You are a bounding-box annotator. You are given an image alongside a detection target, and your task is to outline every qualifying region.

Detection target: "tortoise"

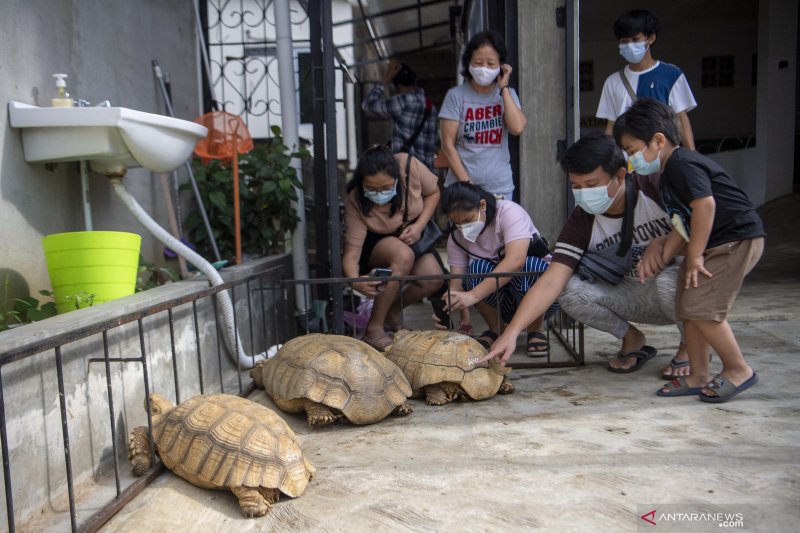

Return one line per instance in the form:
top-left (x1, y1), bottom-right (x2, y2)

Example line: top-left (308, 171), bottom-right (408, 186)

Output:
top-left (251, 334), bottom-right (413, 426)
top-left (128, 393), bottom-right (315, 518)
top-left (384, 329), bottom-right (515, 405)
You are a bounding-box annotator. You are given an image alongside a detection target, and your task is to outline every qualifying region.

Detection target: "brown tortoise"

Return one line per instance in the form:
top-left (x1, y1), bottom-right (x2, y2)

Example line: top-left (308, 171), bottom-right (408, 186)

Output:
top-left (128, 393), bottom-right (315, 517)
top-left (251, 334), bottom-right (413, 426)
top-left (384, 329), bottom-right (515, 405)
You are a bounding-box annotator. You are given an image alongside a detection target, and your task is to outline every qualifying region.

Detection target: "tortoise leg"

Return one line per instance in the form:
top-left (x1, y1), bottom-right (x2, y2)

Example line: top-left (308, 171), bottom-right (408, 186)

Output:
top-left (391, 402), bottom-right (413, 416)
top-left (128, 426), bottom-right (152, 476)
top-left (303, 399), bottom-right (340, 426)
top-left (424, 383), bottom-right (460, 405)
top-left (231, 486), bottom-right (279, 517)
top-left (497, 376), bottom-right (515, 394)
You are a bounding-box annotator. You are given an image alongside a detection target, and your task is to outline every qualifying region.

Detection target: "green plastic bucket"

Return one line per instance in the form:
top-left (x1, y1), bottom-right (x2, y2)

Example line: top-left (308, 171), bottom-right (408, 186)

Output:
top-left (43, 231), bottom-right (141, 314)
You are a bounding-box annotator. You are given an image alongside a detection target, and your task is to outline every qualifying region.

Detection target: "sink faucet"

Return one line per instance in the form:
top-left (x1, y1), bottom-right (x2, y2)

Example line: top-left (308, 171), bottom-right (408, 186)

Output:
top-left (75, 99), bottom-right (111, 107)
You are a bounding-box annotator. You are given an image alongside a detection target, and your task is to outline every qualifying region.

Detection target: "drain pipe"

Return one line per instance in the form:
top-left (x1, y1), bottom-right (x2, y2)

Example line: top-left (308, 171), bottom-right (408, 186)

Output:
top-left (110, 177), bottom-right (264, 369)
top-left (275, 0), bottom-right (312, 325)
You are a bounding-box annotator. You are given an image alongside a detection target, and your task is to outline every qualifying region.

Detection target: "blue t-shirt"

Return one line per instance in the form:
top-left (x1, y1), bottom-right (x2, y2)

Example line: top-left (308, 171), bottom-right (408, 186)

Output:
top-left (597, 61), bottom-right (697, 121)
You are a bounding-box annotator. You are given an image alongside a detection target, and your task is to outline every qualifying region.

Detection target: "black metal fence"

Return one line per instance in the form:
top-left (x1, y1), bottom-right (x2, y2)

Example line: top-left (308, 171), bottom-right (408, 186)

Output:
top-left (0, 268), bottom-right (581, 532)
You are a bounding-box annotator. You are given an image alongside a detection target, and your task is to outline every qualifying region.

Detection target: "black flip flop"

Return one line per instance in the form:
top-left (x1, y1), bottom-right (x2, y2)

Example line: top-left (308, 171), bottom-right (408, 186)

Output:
top-left (606, 345), bottom-right (658, 373)
top-left (473, 329), bottom-right (498, 350)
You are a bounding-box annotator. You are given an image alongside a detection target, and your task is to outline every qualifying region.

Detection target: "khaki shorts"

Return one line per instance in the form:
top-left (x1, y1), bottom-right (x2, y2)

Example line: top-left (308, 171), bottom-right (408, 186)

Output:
top-left (676, 237), bottom-right (764, 322)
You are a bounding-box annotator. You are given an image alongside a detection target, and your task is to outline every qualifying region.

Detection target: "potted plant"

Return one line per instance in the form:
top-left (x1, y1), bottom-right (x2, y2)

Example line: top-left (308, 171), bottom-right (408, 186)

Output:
top-left (185, 125), bottom-right (308, 261)
top-left (42, 230), bottom-right (141, 314)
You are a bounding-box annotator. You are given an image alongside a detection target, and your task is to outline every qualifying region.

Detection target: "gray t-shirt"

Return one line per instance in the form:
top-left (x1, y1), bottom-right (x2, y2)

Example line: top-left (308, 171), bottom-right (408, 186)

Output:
top-left (439, 83), bottom-right (521, 198)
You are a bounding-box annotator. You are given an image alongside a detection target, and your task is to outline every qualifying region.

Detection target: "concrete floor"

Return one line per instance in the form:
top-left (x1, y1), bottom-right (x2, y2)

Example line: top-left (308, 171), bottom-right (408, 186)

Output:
top-left (102, 195), bottom-right (800, 532)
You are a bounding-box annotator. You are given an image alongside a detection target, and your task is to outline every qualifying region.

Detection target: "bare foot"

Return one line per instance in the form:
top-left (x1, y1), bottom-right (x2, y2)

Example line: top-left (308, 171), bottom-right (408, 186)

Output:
top-left (660, 343), bottom-right (691, 379)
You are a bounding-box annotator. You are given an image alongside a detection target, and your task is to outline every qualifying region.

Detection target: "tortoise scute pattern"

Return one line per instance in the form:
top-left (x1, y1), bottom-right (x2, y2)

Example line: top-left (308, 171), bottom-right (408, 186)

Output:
top-left (153, 394), bottom-right (313, 498)
top-left (255, 334), bottom-right (412, 425)
top-left (386, 330), bottom-right (508, 401)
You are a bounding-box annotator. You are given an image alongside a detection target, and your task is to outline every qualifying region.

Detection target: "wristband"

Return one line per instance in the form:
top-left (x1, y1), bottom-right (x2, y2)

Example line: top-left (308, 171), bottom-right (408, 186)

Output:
top-left (499, 85), bottom-right (510, 94)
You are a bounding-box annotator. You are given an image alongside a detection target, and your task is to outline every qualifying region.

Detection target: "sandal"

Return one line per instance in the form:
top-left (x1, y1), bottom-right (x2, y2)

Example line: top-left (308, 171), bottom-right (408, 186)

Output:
top-left (660, 353), bottom-right (712, 380)
top-left (606, 345), bottom-right (658, 373)
top-left (473, 329), bottom-right (498, 350)
top-left (458, 324), bottom-right (474, 336)
top-left (656, 376), bottom-right (703, 397)
top-left (361, 332), bottom-right (393, 352)
top-left (699, 372), bottom-right (759, 403)
top-left (526, 331), bottom-right (549, 358)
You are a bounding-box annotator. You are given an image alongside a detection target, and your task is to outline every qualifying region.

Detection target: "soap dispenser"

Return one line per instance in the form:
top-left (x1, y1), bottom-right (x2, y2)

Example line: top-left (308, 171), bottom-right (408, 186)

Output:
top-left (51, 73), bottom-right (73, 107)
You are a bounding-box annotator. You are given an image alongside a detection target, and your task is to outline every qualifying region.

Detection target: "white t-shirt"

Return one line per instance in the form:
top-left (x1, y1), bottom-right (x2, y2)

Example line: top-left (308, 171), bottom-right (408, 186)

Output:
top-left (596, 61), bottom-right (697, 122)
top-left (552, 174), bottom-right (671, 280)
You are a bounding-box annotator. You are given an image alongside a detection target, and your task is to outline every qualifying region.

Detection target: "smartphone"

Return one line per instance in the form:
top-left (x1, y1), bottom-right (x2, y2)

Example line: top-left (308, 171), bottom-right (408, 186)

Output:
top-left (369, 268), bottom-right (392, 288)
top-left (430, 297), bottom-right (454, 329)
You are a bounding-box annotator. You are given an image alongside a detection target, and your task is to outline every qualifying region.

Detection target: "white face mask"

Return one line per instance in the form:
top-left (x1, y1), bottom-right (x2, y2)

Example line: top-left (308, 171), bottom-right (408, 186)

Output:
top-left (572, 178), bottom-right (621, 215)
top-left (469, 65), bottom-right (501, 87)
top-left (629, 146), bottom-right (662, 176)
top-left (457, 209), bottom-right (485, 243)
top-left (619, 41), bottom-right (647, 64)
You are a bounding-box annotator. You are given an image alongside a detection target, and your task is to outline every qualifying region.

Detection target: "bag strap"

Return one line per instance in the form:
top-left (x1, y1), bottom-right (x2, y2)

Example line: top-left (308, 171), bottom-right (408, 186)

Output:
top-left (402, 153), bottom-right (412, 223)
top-left (401, 96), bottom-right (431, 152)
top-left (618, 69), bottom-right (637, 102)
top-left (616, 176), bottom-right (636, 256)
top-left (450, 230), bottom-right (497, 263)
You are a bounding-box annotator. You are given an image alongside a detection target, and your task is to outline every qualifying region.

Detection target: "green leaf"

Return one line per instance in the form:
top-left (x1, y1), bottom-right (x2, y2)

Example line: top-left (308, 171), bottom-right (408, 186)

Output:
top-left (209, 191), bottom-right (228, 210)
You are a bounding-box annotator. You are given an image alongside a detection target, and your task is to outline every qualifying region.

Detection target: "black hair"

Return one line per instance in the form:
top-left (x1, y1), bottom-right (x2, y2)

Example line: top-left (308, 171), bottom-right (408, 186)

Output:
top-left (612, 98), bottom-right (680, 147)
top-left (613, 9), bottom-right (660, 39)
top-left (392, 63), bottom-right (416, 86)
top-left (460, 30), bottom-right (507, 80)
top-left (347, 145), bottom-right (402, 216)
top-left (441, 182), bottom-right (497, 231)
top-left (560, 132), bottom-right (627, 177)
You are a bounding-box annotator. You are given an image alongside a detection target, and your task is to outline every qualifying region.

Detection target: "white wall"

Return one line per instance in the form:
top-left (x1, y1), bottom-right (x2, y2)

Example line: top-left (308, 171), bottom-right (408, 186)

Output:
top-left (0, 0), bottom-right (201, 302)
top-left (756, 0), bottom-right (798, 205)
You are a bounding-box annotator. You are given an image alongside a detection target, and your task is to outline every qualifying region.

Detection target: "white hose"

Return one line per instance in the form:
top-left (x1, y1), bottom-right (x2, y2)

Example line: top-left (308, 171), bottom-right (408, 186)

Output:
top-left (111, 178), bottom-right (265, 369)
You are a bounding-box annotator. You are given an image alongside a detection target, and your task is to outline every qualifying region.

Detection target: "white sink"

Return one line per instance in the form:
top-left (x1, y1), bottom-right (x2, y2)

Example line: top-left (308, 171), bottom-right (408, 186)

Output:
top-left (8, 101), bottom-right (208, 176)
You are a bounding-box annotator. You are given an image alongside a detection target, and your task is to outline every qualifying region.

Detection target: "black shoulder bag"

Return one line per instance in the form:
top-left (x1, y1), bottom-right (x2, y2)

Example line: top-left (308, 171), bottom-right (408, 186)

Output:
top-left (575, 180), bottom-right (636, 285)
top-left (402, 153), bottom-right (444, 257)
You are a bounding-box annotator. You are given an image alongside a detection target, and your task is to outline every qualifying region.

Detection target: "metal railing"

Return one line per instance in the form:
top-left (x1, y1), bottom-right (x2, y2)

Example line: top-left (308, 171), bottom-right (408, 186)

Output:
top-left (0, 267), bottom-right (581, 532)
top-left (277, 270), bottom-right (584, 368)
top-left (0, 264), bottom-right (289, 532)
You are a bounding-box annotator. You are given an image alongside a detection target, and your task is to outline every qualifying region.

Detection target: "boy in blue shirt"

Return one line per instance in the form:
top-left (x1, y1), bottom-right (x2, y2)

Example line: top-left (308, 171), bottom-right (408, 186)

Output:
top-left (614, 99), bottom-right (765, 402)
top-left (597, 9), bottom-right (697, 150)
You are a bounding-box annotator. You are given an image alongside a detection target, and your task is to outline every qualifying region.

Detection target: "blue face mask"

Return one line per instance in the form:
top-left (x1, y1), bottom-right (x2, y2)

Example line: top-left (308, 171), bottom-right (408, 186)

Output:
top-left (572, 178), bottom-right (620, 215)
top-left (363, 181), bottom-right (397, 205)
top-left (629, 146), bottom-right (662, 176)
top-left (619, 41), bottom-right (647, 64)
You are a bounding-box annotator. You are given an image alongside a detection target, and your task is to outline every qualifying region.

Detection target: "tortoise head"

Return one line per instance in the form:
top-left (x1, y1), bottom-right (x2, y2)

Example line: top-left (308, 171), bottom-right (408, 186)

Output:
top-left (145, 393), bottom-right (175, 418)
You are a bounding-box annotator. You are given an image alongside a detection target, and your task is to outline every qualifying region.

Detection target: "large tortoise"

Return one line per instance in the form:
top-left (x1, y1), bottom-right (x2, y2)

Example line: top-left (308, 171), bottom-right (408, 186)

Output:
top-left (251, 334), bottom-right (413, 426)
top-left (384, 329), bottom-right (515, 405)
top-left (128, 393), bottom-right (315, 517)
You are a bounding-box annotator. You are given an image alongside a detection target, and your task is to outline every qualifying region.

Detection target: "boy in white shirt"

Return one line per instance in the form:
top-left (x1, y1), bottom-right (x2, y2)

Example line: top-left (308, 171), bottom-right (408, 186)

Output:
top-left (597, 9), bottom-right (697, 150)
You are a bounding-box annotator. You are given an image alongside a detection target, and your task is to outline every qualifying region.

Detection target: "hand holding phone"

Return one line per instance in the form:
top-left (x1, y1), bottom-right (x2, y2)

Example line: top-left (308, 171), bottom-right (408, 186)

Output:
top-left (430, 297), bottom-right (453, 329)
top-left (370, 268), bottom-right (392, 282)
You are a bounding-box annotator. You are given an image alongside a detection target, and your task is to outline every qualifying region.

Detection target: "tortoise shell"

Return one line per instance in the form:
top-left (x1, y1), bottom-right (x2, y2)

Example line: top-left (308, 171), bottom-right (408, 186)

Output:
top-left (384, 330), bottom-right (509, 400)
top-left (254, 334), bottom-right (412, 424)
top-left (152, 393), bottom-right (314, 497)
